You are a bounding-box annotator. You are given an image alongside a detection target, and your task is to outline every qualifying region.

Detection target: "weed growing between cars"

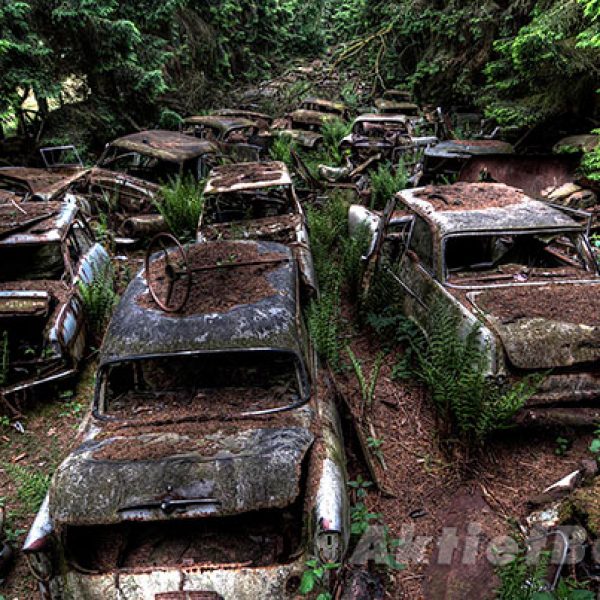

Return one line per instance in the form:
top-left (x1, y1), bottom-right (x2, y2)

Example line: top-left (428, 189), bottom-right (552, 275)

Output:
top-left (3, 464), bottom-right (49, 515)
top-left (269, 132), bottom-right (298, 170)
top-left (0, 331), bottom-right (8, 386)
top-left (321, 117), bottom-right (352, 165)
top-left (369, 160), bottom-right (409, 211)
top-left (305, 193), bottom-right (370, 370)
top-left (157, 176), bottom-right (205, 242)
top-left (412, 299), bottom-right (543, 451)
top-left (78, 264), bottom-right (118, 346)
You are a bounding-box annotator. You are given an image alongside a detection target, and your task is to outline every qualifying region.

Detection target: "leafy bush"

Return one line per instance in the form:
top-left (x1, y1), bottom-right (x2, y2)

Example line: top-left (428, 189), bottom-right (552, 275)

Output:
top-left (346, 347), bottom-right (384, 419)
top-left (581, 131), bottom-right (600, 182)
top-left (370, 160), bottom-right (409, 211)
top-left (341, 222), bottom-right (371, 300)
top-left (78, 265), bottom-right (118, 345)
top-left (414, 299), bottom-right (541, 447)
top-left (156, 176), bottom-right (204, 243)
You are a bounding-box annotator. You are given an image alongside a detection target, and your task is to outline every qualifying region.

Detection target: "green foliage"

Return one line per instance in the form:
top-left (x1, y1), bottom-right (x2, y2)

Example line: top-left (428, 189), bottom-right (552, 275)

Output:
top-left (307, 291), bottom-right (341, 370)
top-left (4, 464), bottom-right (50, 514)
top-left (0, 331), bottom-right (8, 386)
top-left (370, 161), bottom-right (409, 211)
top-left (321, 117), bottom-right (351, 165)
top-left (341, 222), bottom-right (370, 299)
top-left (299, 557), bottom-right (338, 597)
top-left (497, 550), bottom-right (593, 599)
top-left (269, 133), bottom-right (298, 170)
top-left (78, 265), bottom-right (118, 344)
top-left (157, 176), bottom-right (204, 243)
top-left (346, 346), bottom-right (383, 418)
top-left (581, 131), bottom-right (600, 181)
top-left (414, 299), bottom-right (541, 446)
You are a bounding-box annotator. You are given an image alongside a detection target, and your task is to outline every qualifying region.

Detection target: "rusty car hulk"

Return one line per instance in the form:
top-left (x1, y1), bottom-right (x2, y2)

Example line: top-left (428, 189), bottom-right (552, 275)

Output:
top-left (198, 161), bottom-right (316, 297)
top-left (24, 239), bottom-right (349, 599)
top-left (183, 115), bottom-right (269, 162)
top-left (84, 130), bottom-right (219, 243)
top-left (350, 182), bottom-right (600, 425)
top-left (0, 202), bottom-right (110, 412)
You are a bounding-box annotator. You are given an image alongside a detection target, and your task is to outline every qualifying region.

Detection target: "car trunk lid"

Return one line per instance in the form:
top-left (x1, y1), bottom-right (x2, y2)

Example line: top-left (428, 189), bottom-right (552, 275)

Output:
top-left (468, 283), bottom-right (600, 369)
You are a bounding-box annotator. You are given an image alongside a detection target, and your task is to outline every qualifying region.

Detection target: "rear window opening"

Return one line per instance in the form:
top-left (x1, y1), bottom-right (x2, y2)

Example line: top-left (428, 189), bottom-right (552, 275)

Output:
top-left (100, 351), bottom-right (305, 419)
top-left (64, 506), bottom-right (304, 573)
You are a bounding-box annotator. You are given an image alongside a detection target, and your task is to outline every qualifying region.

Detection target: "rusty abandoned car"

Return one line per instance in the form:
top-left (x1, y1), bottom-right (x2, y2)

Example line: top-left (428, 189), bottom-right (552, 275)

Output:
top-left (0, 202), bottom-right (110, 410)
top-left (0, 146), bottom-right (86, 204)
top-left (350, 182), bottom-right (600, 425)
top-left (182, 115), bottom-right (269, 162)
top-left (24, 239), bottom-right (348, 599)
top-left (84, 130), bottom-right (219, 242)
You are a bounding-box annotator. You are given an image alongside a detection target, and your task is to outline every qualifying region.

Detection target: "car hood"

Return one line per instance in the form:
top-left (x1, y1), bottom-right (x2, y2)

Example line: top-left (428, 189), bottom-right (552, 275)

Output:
top-left (49, 421), bottom-right (314, 526)
top-left (467, 283), bottom-right (600, 369)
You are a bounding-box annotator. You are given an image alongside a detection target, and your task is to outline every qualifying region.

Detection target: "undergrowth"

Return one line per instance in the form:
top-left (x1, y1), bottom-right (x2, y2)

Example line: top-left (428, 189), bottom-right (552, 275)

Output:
top-left (370, 160), bottom-right (409, 211)
top-left (305, 194), bottom-right (370, 370)
top-left (414, 299), bottom-right (542, 448)
top-left (497, 549), bottom-right (593, 599)
top-left (4, 464), bottom-right (50, 515)
top-left (269, 132), bottom-right (297, 170)
top-left (321, 117), bottom-right (351, 165)
top-left (78, 265), bottom-right (118, 345)
top-left (157, 176), bottom-right (204, 243)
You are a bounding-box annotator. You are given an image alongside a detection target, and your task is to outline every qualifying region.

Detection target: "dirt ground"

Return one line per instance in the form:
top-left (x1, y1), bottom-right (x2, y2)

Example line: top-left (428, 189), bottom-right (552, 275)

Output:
top-left (335, 320), bottom-right (594, 600)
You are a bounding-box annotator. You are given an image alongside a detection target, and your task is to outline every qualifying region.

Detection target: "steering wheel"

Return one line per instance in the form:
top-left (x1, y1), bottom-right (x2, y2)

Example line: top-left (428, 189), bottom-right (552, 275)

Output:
top-left (144, 233), bottom-right (191, 312)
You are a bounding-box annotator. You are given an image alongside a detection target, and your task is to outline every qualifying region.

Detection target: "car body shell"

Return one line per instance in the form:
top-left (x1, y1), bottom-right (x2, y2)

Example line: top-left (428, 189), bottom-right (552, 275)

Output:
top-left (350, 182), bottom-right (600, 422)
top-left (198, 162), bottom-right (317, 296)
top-left (0, 202), bottom-right (110, 403)
top-left (24, 240), bottom-right (348, 599)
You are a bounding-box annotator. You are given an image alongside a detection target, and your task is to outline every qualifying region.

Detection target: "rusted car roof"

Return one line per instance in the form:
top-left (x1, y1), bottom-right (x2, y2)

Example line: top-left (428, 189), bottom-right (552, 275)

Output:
top-left (353, 113), bottom-right (411, 125)
top-left (211, 108), bottom-right (273, 122)
top-left (425, 139), bottom-right (514, 159)
top-left (288, 109), bottom-right (336, 126)
top-left (100, 241), bottom-right (301, 365)
top-left (204, 161), bottom-right (291, 194)
top-left (0, 201), bottom-right (77, 243)
top-left (109, 130), bottom-right (218, 163)
top-left (0, 166), bottom-right (87, 201)
top-left (398, 183), bottom-right (581, 235)
top-left (553, 134), bottom-right (600, 154)
top-left (374, 99), bottom-right (420, 113)
top-left (183, 115), bottom-right (257, 131)
top-left (301, 97), bottom-right (346, 114)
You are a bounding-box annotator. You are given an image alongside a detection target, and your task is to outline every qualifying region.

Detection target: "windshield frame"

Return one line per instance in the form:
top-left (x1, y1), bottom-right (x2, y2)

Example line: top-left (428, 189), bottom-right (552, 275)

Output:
top-left (441, 227), bottom-right (599, 289)
top-left (93, 347), bottom-right (311, 422)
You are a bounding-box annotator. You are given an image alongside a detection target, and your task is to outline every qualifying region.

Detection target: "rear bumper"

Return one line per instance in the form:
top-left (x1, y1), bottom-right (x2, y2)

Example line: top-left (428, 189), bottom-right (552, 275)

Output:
top-left (49, 559), bottom-right (307, 600)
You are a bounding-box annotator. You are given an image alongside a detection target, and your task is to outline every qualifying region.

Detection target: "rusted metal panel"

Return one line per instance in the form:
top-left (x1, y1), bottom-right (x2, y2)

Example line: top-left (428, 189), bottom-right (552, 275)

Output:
top-left (204, 162), bottom-right (291, 194)
top-left (458, 155), bottom-right (578, 198)
top-left (107, 131), bottom-right (218, 164)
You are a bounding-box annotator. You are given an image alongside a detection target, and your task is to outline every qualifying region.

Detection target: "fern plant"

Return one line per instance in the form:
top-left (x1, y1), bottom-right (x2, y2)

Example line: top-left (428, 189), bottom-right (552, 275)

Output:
top-left (4, 464), bottom-right (50, 514)
top-left (346, 346), bottom-right (384, 419)
top-left (369, 160), bottom-right (409, 211)
top-left (321, 117), bottom-right (351, 165)
top-left (156, 176), bottom-right (204, 243)
top-left (413, 299), bottom-right (541, 447)
top-left (269, 133), bottom-right (297, 170)
top-left (307, 290), bottom-right (342, 371)
top-left (78, 265), bottom-right (118, 345)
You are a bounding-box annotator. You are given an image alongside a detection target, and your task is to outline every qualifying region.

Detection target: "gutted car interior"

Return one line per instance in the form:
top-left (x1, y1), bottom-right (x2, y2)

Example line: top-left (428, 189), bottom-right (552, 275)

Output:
top-left (203, 188), bottom-right (295, 224)
top-left (445, 231), bottom-right (598, 283)
top-left (63, 502), bottom-right (305, 573)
